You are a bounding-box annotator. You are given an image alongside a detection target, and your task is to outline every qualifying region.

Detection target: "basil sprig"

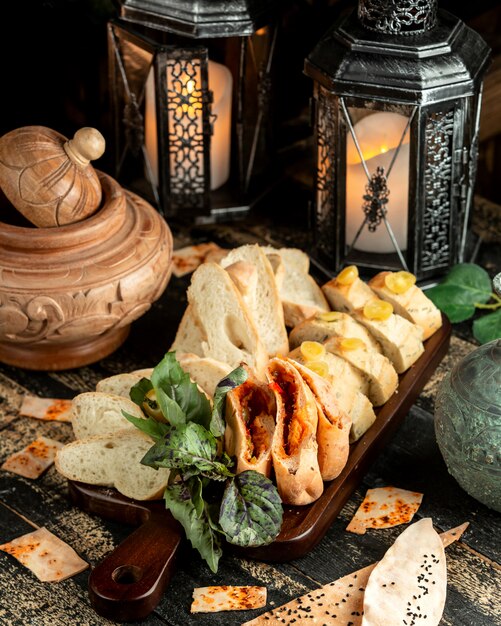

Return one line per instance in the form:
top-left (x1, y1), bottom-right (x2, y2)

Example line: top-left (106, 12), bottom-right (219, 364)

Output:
top-left (123, 352), bottom-right (283, 572)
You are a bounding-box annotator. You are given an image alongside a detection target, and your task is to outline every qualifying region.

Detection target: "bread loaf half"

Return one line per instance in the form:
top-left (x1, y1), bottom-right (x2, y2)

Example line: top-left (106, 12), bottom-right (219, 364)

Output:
top-left (55, 430), bottom-right (169, 500)
top-left (267, 358), bottom-right (323, 505)
top-left (71, 392), bottom-right (145, 439)
top-left (368, 271), bottom-right (442, 340)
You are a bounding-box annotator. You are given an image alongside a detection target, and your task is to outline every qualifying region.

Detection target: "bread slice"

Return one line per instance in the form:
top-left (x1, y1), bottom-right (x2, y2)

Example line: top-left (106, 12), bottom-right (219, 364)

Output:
top-left (261, 246), bottom-right (329, 327)
top-left (176, 352), bottom-right (231, 398)
top-left (71, 392), bottom-right (145, 439)
top-left (221, 244), bottom-right (289, 357)
top-left (174, 262), bottom-right (268, 378)
top-left (323, 337), bottom-right (398, 406)
top-left (368, 271), bottom-right (443, 340)
top-left (353, 309), bottom-right (424, 374)
top-left (289, 312), bottom-right (382, 354)
top-left (287, 348), bottom-right (376, 442)
top-left (170, 305), bottom-right (207, 358)
top-left (55, 430), bottom-right (169, 500)
top-left (267, 357), bottom-right (323, 505)
top-left (289, 359), bottom-right (351, 481)
top-left (96, 373), bottom-right (144, 399)
top-left (322, 274), bottom-right (375, 313)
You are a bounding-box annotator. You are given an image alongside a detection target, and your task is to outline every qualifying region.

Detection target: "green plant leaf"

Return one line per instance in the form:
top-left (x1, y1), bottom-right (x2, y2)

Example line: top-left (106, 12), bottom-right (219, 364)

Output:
top-left (473, 309), bottom-right (501, 344)
top-left (426, 263), bottom-right (492, 322)
top-left (219, 470), bottom-right (283, 548)
top-left (122, 411), bottom-right (170, 442)
top-left (210, 366), bottom-right (248, 437)
top-left (164, 478), bottom-right (223, 573)
top-left (155, 387), bottom-right (186, 428)
top-left (129, 377), bottom-right (153, 406)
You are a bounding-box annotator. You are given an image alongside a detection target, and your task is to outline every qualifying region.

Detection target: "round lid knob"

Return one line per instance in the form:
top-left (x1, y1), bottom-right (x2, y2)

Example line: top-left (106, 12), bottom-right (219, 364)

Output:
top-left (0, 125), bottom-right (106, 227)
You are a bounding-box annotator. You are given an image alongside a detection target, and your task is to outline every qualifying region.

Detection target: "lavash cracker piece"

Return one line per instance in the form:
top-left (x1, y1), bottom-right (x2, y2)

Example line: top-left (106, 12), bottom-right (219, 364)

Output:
top-left (361, 518), bottom-right (447, 626)
top-left (191, 585), bottom-right (267, 613)
top-left (172, 242), bottom-right (227, 277)
top-left (0, 527), bottom-right (88, 582)
top-left (346, 486), bottom-right (423, 535)
top-left (1, 436), bottom-right (64, 479)
top-left (242, 523), bottom-right (468, 626)
top-left (19, 395), bottom-right (72, 423)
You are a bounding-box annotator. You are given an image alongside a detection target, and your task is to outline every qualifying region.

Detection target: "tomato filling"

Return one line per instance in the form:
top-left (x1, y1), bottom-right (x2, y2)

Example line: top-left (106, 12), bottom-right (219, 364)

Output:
top-left (271, 368), bottom-right (305, 458)
top-left (235, 382), bottom-right (274, 462)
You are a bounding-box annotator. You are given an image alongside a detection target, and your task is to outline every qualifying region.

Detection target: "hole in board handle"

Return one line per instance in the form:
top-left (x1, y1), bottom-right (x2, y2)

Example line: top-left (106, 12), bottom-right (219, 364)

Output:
top-left (112, 565), bottom-right (143, 584)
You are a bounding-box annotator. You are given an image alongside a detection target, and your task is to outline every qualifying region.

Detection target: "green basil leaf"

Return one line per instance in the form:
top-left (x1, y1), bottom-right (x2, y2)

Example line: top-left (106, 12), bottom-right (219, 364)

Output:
top-left (129, 377), bottom-right (153, 406)
top-left (219, 470), bottom-right (283, 548)
top-left (473, 309), bottom-right (501, 344)
top-left (425, 284), bottom-right (477, 322)
top-left (210, 366), bottom-right (248, 437)
top-left (156, 387), bottom-right (186, 428)
top-left (151, 352), bottom-right (212, 427)
top-left (164, 478), bottom-right (223, 573)
top-left (122, 411), bottom-right (170, 442)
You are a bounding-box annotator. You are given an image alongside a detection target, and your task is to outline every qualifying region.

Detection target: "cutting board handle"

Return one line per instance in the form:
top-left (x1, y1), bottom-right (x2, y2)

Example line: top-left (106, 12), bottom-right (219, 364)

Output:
top-left (88, 510), bottom-right (182, 622)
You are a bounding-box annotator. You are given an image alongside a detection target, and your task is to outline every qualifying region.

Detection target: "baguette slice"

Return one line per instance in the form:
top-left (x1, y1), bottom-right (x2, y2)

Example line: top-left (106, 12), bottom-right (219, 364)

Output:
top-left (267, 358), bottom-right (323, 505)
top-left (71, 392), bottom-right (145, 439)
top-left (224, 366), bottom-right (276, 477)
top-left (173, 263), bottom-right (268, 378)
top-left (176, 353), bottom-right (231, 398)
top-left (288, 348), bottom-right (376, 442)
top-left (96, 373), bottom-right (144, 398)
top-left (289, 359), bottom-right (351, 481)
top-left (368, 271), bottom-right (443, 340)
top-left (354, 308), bottom-right (424, 373)
top-left (55, 430), bottom-right (169, 500)
top-left (221, 244), bottom-right (289, 357)
top-left (322, 273), bottom-right (375, 313)
top-left (170, 305), bottom-right (207, 358)
top-left (289, 312), bottom-right (382, 354)
top-left (261, 246), bottom-right (329, 327)
top-left (324, 337), bottom-right (398, 406)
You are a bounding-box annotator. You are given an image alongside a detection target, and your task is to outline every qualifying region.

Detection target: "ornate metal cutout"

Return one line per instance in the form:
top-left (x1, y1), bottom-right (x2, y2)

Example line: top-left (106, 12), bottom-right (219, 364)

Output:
top-left (315, 87), bottom-right (337, 259)
top-left (422, 110), bottom-right (455, 271)
top-left (358, 0), bottom-right (438, 35)
top-left (363, 166), bottom-right (389, 232)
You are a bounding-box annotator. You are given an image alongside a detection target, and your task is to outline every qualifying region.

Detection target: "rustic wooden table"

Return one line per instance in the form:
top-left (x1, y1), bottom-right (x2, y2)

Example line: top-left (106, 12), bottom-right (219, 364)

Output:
top-left (0, 217), bottom-right (500, 626)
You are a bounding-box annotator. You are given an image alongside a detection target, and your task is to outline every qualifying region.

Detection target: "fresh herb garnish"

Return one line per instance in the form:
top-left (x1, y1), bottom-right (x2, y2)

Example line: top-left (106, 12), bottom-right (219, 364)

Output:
top-left (123, 351), bottom-right (283, 572)
top-left (426, 263), bottom-right (501, 344)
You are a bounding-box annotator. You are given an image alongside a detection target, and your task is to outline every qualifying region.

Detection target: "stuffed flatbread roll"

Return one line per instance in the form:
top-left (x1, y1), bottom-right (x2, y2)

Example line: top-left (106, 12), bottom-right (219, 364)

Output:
top-left (288, 359), bottom-right (351, 481)
top-left (266, 358), bottom-right (323, 506)
top-left (224, 368), bottom-right (276, 477)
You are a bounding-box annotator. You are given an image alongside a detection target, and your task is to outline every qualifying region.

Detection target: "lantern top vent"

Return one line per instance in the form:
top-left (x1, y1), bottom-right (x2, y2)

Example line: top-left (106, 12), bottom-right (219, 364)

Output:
top-left (117, 0), bottom-right (276, 38)
top-left (358, 0), bottom-right (438, 36)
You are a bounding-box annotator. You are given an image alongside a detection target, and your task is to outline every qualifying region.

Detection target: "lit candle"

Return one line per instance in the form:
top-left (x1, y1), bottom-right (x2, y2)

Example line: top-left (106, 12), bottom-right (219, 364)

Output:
top-left (345, 111), bottom-right (410, 253)
top-left (145, 59), bottom-right (232, 192)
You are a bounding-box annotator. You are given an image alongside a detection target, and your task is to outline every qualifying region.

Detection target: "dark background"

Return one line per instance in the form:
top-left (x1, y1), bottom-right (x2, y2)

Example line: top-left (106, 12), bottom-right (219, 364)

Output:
top-left (1, 0), bottom-right (501, 204)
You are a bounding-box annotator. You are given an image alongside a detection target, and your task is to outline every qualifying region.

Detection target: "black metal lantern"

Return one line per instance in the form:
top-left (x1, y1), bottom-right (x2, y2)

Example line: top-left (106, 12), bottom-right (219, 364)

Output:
top-left (305, 0), bottom-right (491, 280)
top-left (108, 0), bottom-right (278, 221)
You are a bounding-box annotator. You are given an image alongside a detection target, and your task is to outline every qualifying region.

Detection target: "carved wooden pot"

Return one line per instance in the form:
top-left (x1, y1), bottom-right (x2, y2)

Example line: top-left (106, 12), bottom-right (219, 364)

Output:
top-left (0, 172), bottom-right (173, 370)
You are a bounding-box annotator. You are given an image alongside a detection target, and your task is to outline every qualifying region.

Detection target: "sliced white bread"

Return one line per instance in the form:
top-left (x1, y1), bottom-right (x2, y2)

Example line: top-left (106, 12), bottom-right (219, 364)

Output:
top-left (71, 392), bottom-right (145, 440)
top-left (221, 244), bottom-right (289, 357)
top-left (289, 312), bottom-right (382, 354)
top-left (267, 357), bottom-right (323, 506)
top-left (170, 305), bottom-right (207, 357)
top-left (175, 262), bottom-right (268, 378)
top-left (322, 274), bottom-right (375, 313)
top-left (287, 348), bottom-right (376, 442)
top-left (353, 309), bottom-right (424, 374)
top-left (261, 246), bottom-right (329, 328)
top-left (323, 337), bottom-right (398, 406)
top-left (368, 271), bottom-right (443, 340)
top-left (176, 352), bottom-right (231, 398)
top-left (55, 430), bottom-right (169, 500)
top-left (96, 373), bottom-right (144, 399)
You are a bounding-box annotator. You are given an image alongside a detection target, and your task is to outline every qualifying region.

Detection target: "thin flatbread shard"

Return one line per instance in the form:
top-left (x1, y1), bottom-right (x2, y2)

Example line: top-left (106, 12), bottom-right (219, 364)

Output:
top-left (172, 242), bottom-right (226, 277)
top-left (19, 395), bottom-right (72, 422)
top-left (242, 523), bottom-right (468, 626)
top-left (191, 585), bottom-right (267, 613)
top-left (1, 436), bottom-right (64, 478)
top-left (346, 486), bottom-right (423, 534)
top-left (361, 517), bottom-right (447, 626)
top-left (0, 527), bottom-right (88, 582)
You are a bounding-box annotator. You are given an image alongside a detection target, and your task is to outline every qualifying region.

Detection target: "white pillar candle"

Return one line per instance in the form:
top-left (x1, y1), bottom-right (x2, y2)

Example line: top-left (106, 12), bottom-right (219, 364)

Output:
top-left (345, 111), bottom-right (410, 253)
top-left (145, 59), bottom-right (232, 192)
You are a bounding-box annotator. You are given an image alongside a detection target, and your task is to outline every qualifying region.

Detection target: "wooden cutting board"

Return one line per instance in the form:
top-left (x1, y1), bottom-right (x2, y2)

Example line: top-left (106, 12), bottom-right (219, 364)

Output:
top-left (69, 315), bottom-right (451, 622)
